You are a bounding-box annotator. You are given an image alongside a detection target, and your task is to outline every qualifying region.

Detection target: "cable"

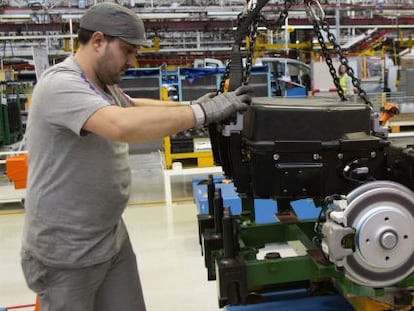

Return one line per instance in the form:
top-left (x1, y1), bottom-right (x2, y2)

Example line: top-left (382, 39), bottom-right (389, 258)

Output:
top-left (342, 157), bottom-right (376, 184)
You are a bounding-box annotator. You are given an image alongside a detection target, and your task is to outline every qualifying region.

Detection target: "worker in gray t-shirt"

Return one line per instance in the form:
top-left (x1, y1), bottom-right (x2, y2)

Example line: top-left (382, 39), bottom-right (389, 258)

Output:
top-left (20, 3), bottom-right (252, 311)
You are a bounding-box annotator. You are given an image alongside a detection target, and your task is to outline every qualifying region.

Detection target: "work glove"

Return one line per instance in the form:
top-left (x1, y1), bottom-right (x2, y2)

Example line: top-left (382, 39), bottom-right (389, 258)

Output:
top-left (192, 92), bottom-right (217, 105)
top-left (180, 92), bottom-right (216, 106)
top-left (191, 85), bottom-right (252, 127)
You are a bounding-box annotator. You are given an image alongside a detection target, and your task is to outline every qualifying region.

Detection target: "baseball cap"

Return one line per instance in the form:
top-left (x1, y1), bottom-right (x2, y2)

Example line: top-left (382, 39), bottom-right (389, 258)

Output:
top-left (80, 3), bottom-right (150, 47)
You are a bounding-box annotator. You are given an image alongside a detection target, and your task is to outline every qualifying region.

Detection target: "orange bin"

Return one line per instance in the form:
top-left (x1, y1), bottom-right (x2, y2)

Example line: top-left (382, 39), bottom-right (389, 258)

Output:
top-left (6, 154), bottom-right (28, 189)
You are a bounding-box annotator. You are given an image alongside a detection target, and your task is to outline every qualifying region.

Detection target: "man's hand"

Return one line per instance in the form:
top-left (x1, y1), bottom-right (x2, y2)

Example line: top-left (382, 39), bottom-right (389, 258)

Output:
top-left (192, 92), bottom-right (217, 105)
top-left (192, 85), bottom-right (252, 126)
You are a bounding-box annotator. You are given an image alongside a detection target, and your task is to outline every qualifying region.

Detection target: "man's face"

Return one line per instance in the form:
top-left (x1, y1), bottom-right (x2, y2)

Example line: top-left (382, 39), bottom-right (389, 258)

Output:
top-left (95, 37), bottom-right (137, 86)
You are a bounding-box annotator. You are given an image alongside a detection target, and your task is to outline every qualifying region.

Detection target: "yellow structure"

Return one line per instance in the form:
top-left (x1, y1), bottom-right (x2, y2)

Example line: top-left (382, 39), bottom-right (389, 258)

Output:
top-left (163, 136), bottom-right (214, 169)
top-left (249, 34), bottom-right (312, 63)
top-left (63, 35), bottom-right (160, 53)
top-left (161, 74), bottom-right (214, 169)
top-left (138, 35), bottom-right (160, 52)
top-left (0, 69), bottom-right (15, 82)
top-left (346, 294), bottom-right (414, 311)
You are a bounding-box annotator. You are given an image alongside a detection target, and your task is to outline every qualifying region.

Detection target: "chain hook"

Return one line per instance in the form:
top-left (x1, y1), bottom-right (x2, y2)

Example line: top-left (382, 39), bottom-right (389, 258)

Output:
top-left (305, 0), bottom-right (325, 23)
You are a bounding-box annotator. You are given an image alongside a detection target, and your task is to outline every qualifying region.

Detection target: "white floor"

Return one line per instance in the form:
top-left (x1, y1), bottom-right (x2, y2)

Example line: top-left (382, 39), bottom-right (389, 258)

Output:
top-left (0, 152), bottom-right (221, 310)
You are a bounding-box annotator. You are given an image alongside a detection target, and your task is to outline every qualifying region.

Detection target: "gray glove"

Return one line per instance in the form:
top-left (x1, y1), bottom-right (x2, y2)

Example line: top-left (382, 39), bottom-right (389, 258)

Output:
top-left (192, 92), bottom-right (217, 105)
top-left (192, 85), bottom-right (252, 126)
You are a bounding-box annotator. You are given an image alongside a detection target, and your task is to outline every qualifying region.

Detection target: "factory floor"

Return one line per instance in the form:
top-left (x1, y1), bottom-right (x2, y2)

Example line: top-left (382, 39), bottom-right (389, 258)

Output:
top-left (0, 152), bottom-right (219, 311)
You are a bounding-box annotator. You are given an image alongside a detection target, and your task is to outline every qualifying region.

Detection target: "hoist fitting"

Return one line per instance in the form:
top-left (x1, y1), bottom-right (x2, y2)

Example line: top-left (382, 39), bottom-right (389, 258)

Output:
top-left (305, 0), bottom-right (325, 22)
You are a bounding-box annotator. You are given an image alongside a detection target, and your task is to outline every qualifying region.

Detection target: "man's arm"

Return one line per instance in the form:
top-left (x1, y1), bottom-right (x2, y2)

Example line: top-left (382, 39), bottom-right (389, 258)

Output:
top-left (84, 105), bottom-right (195, 143)
top-left (84, 85), bottom-right (252, 143)
top-left (130, 98), bottom-right (184, 107)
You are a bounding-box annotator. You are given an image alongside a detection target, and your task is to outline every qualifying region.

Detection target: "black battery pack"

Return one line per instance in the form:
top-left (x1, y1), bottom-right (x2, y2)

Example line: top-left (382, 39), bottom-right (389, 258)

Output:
top-left (386, 138), bottom-right (414, 191)
top-left (212, 98), bottom-right (389, 199)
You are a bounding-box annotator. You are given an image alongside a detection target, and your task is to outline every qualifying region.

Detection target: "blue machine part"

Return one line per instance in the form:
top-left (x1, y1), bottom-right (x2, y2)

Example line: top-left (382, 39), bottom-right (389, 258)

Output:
top-left (224, 289), bottom-right (354, 311)
top-left (285, 85), bottom-right (307, 97)
top-left (193, 177), bottom-right (321, 223)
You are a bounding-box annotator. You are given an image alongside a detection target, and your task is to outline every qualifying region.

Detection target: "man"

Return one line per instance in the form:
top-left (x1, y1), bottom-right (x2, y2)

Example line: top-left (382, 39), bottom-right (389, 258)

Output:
top-left (20, 3), bottom-right (252, 311)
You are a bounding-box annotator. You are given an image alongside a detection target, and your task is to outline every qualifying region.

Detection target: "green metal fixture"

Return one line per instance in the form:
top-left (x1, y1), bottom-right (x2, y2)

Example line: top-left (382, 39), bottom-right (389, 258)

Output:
top-left (0, 82), bottom-right (24, 146)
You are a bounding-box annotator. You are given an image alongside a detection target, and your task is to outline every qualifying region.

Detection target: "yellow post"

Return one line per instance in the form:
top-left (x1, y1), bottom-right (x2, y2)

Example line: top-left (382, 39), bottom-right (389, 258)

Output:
top-left (160, 86), bottom-right (168, 101)
top-left (163, 136), bottom-right (172, 169)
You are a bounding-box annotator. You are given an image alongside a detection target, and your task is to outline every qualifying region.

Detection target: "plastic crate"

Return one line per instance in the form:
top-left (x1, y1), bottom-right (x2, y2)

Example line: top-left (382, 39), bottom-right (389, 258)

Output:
top-left (6, 154), bottom-right (28, 189)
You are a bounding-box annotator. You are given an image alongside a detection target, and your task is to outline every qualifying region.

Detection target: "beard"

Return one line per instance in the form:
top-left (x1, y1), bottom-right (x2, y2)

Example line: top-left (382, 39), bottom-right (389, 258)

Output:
top-left (95, 63), bottom-right (122, 86)
top-left (95, 47), bottom-right (124, 86)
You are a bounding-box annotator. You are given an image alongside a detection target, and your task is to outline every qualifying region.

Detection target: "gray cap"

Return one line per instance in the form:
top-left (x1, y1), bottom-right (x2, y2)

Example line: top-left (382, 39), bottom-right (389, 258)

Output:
top-left (80, 3), bottom-right (149, 47)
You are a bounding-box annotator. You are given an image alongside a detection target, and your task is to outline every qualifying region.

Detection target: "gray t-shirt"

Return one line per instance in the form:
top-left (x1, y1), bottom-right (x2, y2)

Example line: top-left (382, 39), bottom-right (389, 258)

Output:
top-left (22, 56), bottom-right (132, 268)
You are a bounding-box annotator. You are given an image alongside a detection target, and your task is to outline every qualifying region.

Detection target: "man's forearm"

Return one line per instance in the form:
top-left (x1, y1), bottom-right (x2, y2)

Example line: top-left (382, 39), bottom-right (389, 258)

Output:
top-left (84, 104), bottom-right (197, 143)
top-left (132, 98), bottom-right (184, 107)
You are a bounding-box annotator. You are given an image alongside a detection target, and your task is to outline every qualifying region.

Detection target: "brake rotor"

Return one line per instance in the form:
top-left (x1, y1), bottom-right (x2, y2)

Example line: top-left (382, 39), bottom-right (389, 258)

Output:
top-left (343, 181), bottom-right (414, 287)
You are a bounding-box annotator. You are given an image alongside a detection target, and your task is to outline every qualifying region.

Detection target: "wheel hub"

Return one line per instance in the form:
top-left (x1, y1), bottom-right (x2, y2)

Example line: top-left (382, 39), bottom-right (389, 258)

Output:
top-left (322, 181), bottom-right (414, 287)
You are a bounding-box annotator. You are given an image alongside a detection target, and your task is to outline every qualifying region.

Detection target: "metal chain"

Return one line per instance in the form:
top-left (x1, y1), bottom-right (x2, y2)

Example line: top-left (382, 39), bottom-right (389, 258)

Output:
top-left (218, 5), bottom-right (247, 94)
top-left (275, 0), bottom-right (297, 30)
top-left (244, 21), bottom-right (259, 85)
top-left (311, 20), bottom-right (346, 101)
top-left (247, 0), bottom-right (295, 88)
top-left (320, 20), bottom-right (373, 107)
top-left (305, 0), bottom-right (373, 107)
top-left (218, 5), bottom-right (260, 93)
top-left (247, 0), bottom-right (300, 80)
top-left (221, 0), bottom-right (372, 108)
top-left (218, 59), bottom-right (231, 94)
top-left (219, 0), bottom-right (291, 93)
top-left (260, 0), bottom-right (296, 31)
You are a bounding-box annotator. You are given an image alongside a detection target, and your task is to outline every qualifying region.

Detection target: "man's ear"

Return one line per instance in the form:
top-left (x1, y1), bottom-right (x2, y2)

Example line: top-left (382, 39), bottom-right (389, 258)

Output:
top-left (90, 31), bottom-right (106, 50)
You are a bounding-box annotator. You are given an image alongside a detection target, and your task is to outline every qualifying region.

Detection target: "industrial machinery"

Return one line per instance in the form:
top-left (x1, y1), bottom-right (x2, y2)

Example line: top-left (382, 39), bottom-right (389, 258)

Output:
top-left (198, 1), bottom-right (414, 310)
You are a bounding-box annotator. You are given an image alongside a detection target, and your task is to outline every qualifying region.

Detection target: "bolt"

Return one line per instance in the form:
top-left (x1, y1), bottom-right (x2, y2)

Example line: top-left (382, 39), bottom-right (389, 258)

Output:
top-left (313, 153), bottom-right (320, 160)
top-left (273, 154), bottom-right (280, 161)
top-left (370, 151), bottom-right (376, 158)
top-left (338, 153), bottom-right (344, 160)
top-left (380, 230), bottom-right (398, 250)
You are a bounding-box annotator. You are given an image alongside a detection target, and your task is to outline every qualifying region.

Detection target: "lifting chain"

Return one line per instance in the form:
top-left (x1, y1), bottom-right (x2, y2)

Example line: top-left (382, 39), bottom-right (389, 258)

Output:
top-left (218, 59), bottom-right (231, 94)
top-left (220, 0), bottom-right (373, 109)
top-left (305, 0), bottom-right (372, 107)
top-left (219, 0), bottom-right (293, 93)
top-left (218, 3), bottom-right (261, 93)
top-left (244, 21), bottom-right (258, 85)
top-left (218, 16), bottom-right (260, 93)
top-left (272, 0), bottom-right (297, 31)
top-left (310, 19), bottom-right (346, 101)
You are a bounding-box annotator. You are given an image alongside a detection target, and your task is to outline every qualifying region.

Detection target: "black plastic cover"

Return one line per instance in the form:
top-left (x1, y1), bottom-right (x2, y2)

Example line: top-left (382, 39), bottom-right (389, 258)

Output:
top-left (243, 98), bottom-right (371, 142)
top-left (213, 98), bottom-right (388, 199)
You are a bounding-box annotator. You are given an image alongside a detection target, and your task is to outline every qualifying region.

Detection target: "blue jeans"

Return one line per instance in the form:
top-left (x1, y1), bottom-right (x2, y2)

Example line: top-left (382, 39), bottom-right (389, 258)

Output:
top-left (21, 237), bottom-right (146, 311)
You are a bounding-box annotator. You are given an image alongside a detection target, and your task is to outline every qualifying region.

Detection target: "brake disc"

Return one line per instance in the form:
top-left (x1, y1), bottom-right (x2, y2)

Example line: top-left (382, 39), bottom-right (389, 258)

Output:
top-left (342, 181), bottom-right (414, 287)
